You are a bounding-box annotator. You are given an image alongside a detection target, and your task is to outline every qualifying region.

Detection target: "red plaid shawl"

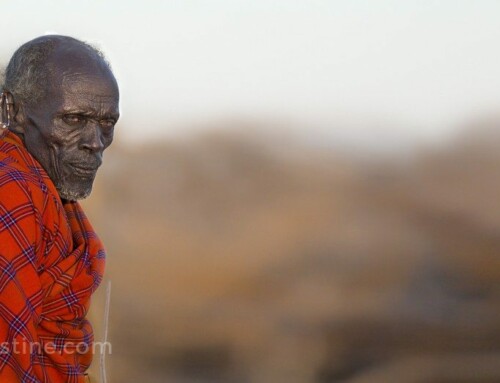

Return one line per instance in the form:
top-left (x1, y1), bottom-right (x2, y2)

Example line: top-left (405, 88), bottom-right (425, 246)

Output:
top-left (0, 128), bottom-right (105, 382)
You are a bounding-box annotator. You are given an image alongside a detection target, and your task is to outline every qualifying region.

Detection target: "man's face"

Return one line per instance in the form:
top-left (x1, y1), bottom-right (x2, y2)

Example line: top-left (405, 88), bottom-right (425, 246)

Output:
top-left (22, 61), bottom-right (120, 201)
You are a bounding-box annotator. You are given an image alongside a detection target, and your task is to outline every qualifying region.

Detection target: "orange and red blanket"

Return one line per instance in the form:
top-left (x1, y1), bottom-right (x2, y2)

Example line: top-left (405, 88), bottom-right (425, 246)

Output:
top-left (0, 129), bottom-right (105, 382)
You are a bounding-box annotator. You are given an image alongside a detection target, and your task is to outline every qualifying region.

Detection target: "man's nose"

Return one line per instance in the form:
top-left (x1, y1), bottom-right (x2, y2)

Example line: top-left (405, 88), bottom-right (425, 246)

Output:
top-left (80, 122), bottom-right (104, 153)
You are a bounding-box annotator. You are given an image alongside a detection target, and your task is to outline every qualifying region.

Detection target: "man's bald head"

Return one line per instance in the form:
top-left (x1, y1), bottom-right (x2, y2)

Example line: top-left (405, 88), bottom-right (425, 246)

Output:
top-left (2, 35), bottom-right (112, 108)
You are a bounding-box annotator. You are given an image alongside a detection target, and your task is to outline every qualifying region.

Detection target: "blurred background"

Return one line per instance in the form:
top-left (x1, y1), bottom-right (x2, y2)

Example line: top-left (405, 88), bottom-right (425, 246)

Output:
top-left (2, 1), bottom-right (500, 382)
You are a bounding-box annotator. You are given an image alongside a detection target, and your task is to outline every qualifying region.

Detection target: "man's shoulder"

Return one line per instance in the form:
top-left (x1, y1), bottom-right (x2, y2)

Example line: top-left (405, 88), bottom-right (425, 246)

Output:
top-left (0, 150), bottom-right (53, 216)
top-left (0, 139), bottom-right (71, 257)
top-left (0, 131), bottom-right (54, 193)
top-left (0, 133), bottom-right (62, 227)
top-left (0, 153), bottom-right (40, 192)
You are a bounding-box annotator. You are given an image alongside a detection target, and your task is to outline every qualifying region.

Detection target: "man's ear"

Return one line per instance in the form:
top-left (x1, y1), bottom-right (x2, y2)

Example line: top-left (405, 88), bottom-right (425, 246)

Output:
top-left (2, 92), bottom-right (27, 135)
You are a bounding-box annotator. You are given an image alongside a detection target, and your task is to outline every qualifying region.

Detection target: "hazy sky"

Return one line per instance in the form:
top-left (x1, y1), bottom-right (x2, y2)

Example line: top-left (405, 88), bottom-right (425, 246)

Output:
top-left (2, 1), bottom-right (500, 147)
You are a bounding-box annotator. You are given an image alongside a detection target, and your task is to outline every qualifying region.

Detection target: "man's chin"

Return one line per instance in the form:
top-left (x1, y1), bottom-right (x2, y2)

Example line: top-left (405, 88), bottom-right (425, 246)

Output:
top-left (56, 184), bottom-right (93, 201)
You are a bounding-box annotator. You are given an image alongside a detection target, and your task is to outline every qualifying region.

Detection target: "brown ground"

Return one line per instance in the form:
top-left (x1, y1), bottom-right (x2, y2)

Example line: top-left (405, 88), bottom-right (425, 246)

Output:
top-left (83, 122), bottom-right (500, 382)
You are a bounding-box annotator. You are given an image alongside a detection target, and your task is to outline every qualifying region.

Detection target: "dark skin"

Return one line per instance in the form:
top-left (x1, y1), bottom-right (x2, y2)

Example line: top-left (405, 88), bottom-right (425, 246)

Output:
top-left (4, 41), bottom-right (120, 200)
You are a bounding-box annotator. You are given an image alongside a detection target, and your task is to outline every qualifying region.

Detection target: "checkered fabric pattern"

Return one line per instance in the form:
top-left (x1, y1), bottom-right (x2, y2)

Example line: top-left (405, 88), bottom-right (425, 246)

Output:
top-left (0, 129), bottom-right (105, 382)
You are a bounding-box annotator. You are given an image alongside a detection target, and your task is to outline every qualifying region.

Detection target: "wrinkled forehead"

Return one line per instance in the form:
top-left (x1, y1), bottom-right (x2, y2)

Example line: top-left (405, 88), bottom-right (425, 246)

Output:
top-left (61, 73), bottom-right (119, 100)
top-left (47, 44), bottom-right (119, 100)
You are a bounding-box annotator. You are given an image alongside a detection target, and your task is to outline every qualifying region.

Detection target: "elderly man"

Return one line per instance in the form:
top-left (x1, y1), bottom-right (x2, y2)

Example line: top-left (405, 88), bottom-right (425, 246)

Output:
top-left (0, 35), bottom-right (119, 382)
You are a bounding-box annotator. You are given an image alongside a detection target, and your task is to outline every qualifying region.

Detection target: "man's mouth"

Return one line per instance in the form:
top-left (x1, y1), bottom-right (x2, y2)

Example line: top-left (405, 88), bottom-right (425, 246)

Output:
top-left (69, 163), bottom-right (100, 177)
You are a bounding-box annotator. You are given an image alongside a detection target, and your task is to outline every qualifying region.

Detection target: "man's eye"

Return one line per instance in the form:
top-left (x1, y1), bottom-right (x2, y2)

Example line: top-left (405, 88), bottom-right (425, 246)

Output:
top-left (63, 115), bottom-right (84, 125)
top-left (100, 120), bottom-right (116, 129)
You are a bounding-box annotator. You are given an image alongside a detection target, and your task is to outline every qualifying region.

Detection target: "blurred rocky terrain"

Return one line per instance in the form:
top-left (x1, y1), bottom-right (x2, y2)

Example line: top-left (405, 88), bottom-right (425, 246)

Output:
top-left (83, 121), bottom-right (500, 383)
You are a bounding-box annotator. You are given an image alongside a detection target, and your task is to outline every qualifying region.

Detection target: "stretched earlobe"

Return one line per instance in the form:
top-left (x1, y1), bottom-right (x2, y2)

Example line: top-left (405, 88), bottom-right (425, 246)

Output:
top-left (1, 92), bottom-right (26, 135)
top-left (0, 92), bottom-right (11, 129)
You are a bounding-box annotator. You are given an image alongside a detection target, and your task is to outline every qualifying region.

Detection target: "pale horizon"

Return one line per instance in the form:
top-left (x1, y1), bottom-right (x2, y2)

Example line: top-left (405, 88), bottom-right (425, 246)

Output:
top-left (2, 1), bottom-right (500, 148)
